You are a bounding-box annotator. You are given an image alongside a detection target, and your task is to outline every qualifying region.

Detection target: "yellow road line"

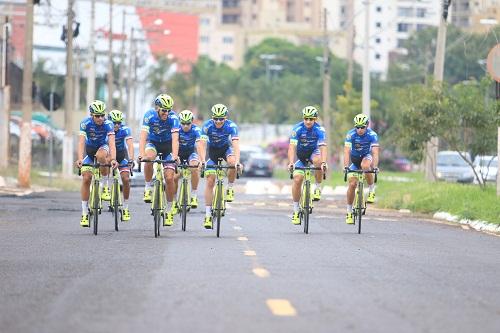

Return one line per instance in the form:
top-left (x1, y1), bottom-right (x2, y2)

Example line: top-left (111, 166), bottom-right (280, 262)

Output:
top-left (253, 267), bottom-right (270, 278)
top-left (266, 299), bottom-right (297, 316)
top-left (244, 250), bottom-right (256, 256)
top-left (233, 226), bottom-right (242, 230)
top-left (461, 225), bottom-right (470, 230)
top-left (237, 236), bottom-right (248, 241)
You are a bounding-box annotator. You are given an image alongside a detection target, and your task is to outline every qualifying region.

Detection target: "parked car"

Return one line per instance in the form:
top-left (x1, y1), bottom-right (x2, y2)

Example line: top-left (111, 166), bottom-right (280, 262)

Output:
top-left (243, 153), bottom-right (274, 177)
top-left (473, 155), bottom-right (498, 183)
top-left (392, 158), bottom-right (412, 172)
top-left (240, 145), bottom-right (265, 171)
top-left (436, 151), bottom-right (474, 183)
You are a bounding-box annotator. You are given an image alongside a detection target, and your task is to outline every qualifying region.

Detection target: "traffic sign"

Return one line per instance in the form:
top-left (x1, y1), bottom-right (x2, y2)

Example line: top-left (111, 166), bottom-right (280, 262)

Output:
top-left (41, 92), bottom-right (62, 111)
top-left (486, 44), bottom-right (500, 83)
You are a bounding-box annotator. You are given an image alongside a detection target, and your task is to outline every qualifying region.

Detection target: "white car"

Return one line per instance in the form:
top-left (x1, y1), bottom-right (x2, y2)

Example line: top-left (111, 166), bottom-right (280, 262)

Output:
top-left (436, 151), bottom-right (474, 183)
top-left (473, 155), bottom-right (498, 183)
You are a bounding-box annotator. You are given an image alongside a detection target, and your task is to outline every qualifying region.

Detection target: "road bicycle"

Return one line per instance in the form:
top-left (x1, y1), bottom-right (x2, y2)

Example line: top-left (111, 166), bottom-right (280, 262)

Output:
top-left (290, 163), bottom-right (325, 234)
top-left (108, 163), bottom-right (133, 231)
top-left (344, 169), bottom-right (378, 234)
top-left (201, 158), bottom-right (240, 238)
top-left (176, 160), bottom-right (199, 232)
top-left (139, 154), bottom-right (176, 238)
top-left (79, 159), bottom-right (112, 235)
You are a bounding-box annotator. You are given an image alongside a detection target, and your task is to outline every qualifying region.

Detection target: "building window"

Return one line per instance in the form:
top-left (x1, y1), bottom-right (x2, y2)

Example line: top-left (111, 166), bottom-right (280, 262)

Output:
top-left (223, 0), bottom-right (240, 8)
top-left (222, 14), bottom-right (240, 24)
top-left (375, 37), bottom-right (381, 44)
top-left (416, 24), bottom-right (428, 31)
top-left (398, 7), bottom-right (413, 17)
top-left (375, 22), bottom-right (381, 28)
top-left (416, 8), bottom-right (426, 18)
top-left (397, 23), bottom-right (410, 32)
top-left (200, 36), bottom-right (209, 43)
top-left (375, 53), bottom-right (381, 60)
top-left (222, 54), bottom-right (233, 61)
top-left (376, 6), bottom-right (382, 12)
top-left (305, 16), bottom-right (310, 22)
top-left (223, 36), bottom-right (234, 44)
top-left (340, 5), bottom-right (345, 14)
top-left (397, 38), bottom-right (406, 48)
top-left (200, 17), bottom-right (210, 25)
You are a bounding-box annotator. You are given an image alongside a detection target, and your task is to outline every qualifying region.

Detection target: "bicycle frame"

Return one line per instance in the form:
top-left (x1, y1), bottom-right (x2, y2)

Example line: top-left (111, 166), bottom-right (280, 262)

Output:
top-left (344, 169), bottom-right (378, 234)
top-left (177, 161), bottom-right (198, 231)
top-left (109, 167), bottom-right (122, 232)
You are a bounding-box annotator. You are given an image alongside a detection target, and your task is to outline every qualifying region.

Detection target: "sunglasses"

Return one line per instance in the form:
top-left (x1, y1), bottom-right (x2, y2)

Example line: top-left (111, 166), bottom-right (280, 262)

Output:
top-left (181, 122), bottom-right (192, 126)
top-left (158, 108), bottom-right (171, 113)
top-left (93, 114), bottom-right (105, 118)
top-left (303, 118), bottom-right (316, 121)
top-left (355, 126), bottom-right (367, 129)
top-left (113, 122), bottom-right (122, 125)
top-left (213, 117), bottom-right (226, 122)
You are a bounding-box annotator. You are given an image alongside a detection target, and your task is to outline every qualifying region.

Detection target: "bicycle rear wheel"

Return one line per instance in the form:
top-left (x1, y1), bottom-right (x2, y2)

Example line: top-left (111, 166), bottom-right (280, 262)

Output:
top-left (180, 180), bottom-right (188, 231)
top-left (303, 181), bottom-right (310, 234)
top-left (113, 179), bottom-right (119, 231)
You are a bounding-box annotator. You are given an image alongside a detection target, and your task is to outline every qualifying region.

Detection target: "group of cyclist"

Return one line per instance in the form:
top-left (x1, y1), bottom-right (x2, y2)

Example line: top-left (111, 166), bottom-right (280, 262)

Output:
top-left (76, 93), bottom-right (379, 229)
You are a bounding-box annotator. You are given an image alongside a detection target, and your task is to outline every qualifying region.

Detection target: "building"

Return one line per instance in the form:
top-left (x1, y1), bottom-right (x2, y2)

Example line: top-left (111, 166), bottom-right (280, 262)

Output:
top-left (452, 0), bottom-right (500, 32)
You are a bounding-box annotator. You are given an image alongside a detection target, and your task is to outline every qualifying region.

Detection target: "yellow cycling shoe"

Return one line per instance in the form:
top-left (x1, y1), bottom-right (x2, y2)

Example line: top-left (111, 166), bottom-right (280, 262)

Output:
top-left (312, 188), bottom-right (321, 201)
top-left (101, 186), bottom-right (111, 201)
top-left (80, 214), bottom-right (90, 227)
top-left (291, 212), bottom-right (301, 225)
top-left (367, 191), bottom-right (376, 203)
top-left (203, 216), bottom-right (213, 229)
top-left (163, 211), bottom-right (174, 226)
top-left (121, 208), bottom-right (131, 221)
top-left (170, 201), bottom-right (179, 215)
top-left (225, 188), bottom-right (234, 202)
top-left (345, 212), bottom-right (354, 224)
top-left (143, 189), bottom-right (152, 203)
top-left (190, 196), bottom-right (198, 208)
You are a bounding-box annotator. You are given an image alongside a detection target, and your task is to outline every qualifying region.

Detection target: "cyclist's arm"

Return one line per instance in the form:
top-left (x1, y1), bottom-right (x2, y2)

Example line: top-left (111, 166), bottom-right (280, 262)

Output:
top-left (77, 135), bottom-right (85, 161)
top-left (319, 145), bottom-right (327, 164)
top-left (371, 146), bottom-right (380, 168)
top-left (139, 130), bottom-right (148, 158)
top-left (287, 142), bottom-right (297, 165)
top-left (171, 131), bottom-right (179, 159)
top-left (108, 134), bottom-right (117, 161)
top-left (196, 139), bottom-right (205, 163)
top-left (232, 138), bottom-right (240, 163)
top-left (126, 137), bottom-right (134, 161)
top-left (343, 145), bottom-right (351, 168)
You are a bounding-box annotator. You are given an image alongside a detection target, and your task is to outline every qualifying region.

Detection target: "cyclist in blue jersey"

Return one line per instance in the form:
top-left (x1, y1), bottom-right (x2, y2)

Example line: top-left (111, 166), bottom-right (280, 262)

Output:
top-left (138, 94), bottom-right (180, 226)
top-left (174, 110), bottom-right (205, 209)
top-left (108, 110), bottom-right (134, 221)
top-left (287, 106), bottom-right (328, 225)
top-left (75, 100), bottom-right (118, 227)
top-left (343, 113), bottom-right (380, 224)
top-left (200, 103), bottom-right (240, 229)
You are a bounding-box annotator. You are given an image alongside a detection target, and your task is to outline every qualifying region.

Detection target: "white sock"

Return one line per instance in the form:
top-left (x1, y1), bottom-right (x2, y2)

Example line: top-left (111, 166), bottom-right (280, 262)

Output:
top-left (293, 202), bottom-right (300, 213)
top-left (82, 201), bottom-right (88, 215)
top-left (369, 184), bottom-right (375, 192)
top-left (315, 183), bottom-right (321, 190)
top-left (347, 205), bottom-right (353, 213)
top-left (191, 189), bottom-right (197, 198)
top-left (228, 182), bottom-right (234, 188)
top-left (145, 182), bottom-right (152, 191)
top-left (123, 200), bottom-right (128, 209)
top-left (167, 201), bottom-right (172, 210)
top-left (205, 206), bottom-right (212, 217)
top-left (104, 176), bottom-right (109, 187)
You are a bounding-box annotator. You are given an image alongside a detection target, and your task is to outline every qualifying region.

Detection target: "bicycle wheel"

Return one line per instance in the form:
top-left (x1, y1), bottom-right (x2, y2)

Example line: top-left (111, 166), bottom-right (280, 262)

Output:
top-left (181, 179), bottom-right (188, 231)
top-left (113, 179), bottom-right (119, 231)
top-left (215, 182), bottom-right (223, 238)
top-left (357, 184), bottom-right (363, 234)
top-left (153, 180), bottom-right (161, 238)
top-left (92, 179), bottom-right (100, 235)
top-left (303, 181), bottom-right (310, 234)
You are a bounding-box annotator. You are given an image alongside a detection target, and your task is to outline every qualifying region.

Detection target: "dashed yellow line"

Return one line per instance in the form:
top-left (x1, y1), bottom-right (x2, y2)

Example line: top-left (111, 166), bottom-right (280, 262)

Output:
top-left (253, 267), bottom-right (270, 278)
top-left (233, 226), bottom-right (242, 230)
top-left (237, 236), bottom-right (248, 241)
top-left (266, 299), bottom-right (297, 316)
top-left (244, 250), bottom-right (256, 256)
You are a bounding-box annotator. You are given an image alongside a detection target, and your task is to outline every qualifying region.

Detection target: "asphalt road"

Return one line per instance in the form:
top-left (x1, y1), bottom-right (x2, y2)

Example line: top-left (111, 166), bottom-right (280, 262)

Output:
top-left (1, 178), bottom-right (499, 333)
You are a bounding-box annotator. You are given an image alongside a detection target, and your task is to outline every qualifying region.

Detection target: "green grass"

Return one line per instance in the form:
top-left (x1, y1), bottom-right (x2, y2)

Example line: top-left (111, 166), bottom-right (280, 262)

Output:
top-left (0, 166), bottom-right (80, 191)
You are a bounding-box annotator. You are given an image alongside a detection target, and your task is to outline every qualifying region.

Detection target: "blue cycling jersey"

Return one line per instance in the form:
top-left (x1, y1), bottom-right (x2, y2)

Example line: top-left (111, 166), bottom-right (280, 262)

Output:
top-left (141, 108), bottom-right (180, 142)
top-left (201, 119), bottom-right (239, 149)
top-left (179, 124), bottom-right (201, 153)
top-left (114, 125), bottom-right (132, 151)
top-left (344, 127), bottom-right (379, 157)
top-left (79, 116), bottom-right (114, 148)
top-left (289, 122), bottom-right (326, 152)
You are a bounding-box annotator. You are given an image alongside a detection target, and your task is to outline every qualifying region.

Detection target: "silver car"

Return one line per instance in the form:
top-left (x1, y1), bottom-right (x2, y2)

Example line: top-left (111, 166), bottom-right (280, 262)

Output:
top-left (436, 151), bottom-right (474, 183)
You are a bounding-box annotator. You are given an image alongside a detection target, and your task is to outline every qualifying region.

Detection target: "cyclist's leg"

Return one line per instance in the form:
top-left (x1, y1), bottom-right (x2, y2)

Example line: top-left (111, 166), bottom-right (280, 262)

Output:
top-left (80, 152), bottom-right (94, 226)
top-left (346, 156), bottom-right (361, 224)
top-left (162, 153), bottom-right (176, 208)
top-left (362, 154), bottom-right (376, 202)
top-left (203, 158), bottom-right (216, 227)
top-left (189, 153), bottom-right (200, 204)
top-left (144, 142), bottom-right (158, 187)
top-left (97, 144), bottom-right (110, 183)
top-left (119, 158), bottom-right (131, 220)
top-left (310, 149), bottom-right (323, 200)
top-left (291, 159), bottom-right (305, 224)
top-left (226, 149), bottom-right (236, 201)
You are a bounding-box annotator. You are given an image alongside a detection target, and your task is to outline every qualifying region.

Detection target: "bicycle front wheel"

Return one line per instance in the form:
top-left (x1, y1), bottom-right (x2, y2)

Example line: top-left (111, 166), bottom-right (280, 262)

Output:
top-left (215, 182), bottom-right (223, 238)
top-left (303, 181), bottom-right (310, 234)
top-left (153, 180), bottom-right (161, 238)
top-left (92, 180), bottom-right (100, 235)
top-left (357, 186), bottom-right (363, 234)
top-left (113, 180), bottom-right (120, 231)
top-left (180, 180), bottom-right (188, 231)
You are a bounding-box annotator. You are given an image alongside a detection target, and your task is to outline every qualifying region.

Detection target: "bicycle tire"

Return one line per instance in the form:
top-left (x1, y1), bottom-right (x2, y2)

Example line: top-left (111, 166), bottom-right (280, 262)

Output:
top-left (181, 179), bottom-right (188, 231)
top-left (153, 180), bottom-right (161, 238)
top-left (113, 179), bottom-right (119, 231)
top-left (303, 181), bottom-right (310, 234)
top-left (215, 182), bottom-right (223, 238)
top-left (357, 184), bottom-right (363, 234)
top-left (92, 179), bottom-right (99, 235)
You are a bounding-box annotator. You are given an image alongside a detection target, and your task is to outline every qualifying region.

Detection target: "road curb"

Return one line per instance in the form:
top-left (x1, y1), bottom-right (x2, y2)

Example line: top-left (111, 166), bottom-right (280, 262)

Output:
top-left (433, 211), bottom-right (500, 234)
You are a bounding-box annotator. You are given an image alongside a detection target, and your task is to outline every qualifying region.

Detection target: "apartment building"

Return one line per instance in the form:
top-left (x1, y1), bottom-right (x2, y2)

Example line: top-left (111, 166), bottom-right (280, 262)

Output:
top-left (452, 0), bottom-right (500, 32)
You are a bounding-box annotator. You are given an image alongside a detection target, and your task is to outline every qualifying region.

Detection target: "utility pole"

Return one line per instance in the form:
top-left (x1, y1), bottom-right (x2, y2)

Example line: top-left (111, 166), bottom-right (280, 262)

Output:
top-left (18, 0), bottom-right (34, 188)
top-left (118, 9), bottom-right (126, 111)
top-left (1, 17), bottom-right (11, 169)
top-left (63, 0), bottom-right (75, 178)
top-left (322, 8), bottom-right (331, 159)
top-left (425, 0), bottom-right (450, 181)
top-left (346, 0), bottom-right (355, 85)
top-left (259, 53), bottom-right (276, 143)
top-left (107, 0), bottom-right (114, 108)
top-left (86, 0), bottom-right (96, 106)
top-left (362, 0), bottom-right (371, 118)
top-left (127, 27), bottom-right (136, 132)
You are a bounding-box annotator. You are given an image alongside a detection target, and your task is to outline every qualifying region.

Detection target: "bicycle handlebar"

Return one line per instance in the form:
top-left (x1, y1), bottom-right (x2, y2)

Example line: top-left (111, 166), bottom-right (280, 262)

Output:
top-left (77, 163), bottom-right (112, 176)
top-left (289, 166), bottom-right (327, 180)
top-left (343, 169), bottom-right (378, 182)
top-left (137, 158), bottom-right (176, 173)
